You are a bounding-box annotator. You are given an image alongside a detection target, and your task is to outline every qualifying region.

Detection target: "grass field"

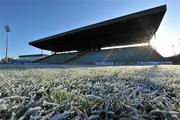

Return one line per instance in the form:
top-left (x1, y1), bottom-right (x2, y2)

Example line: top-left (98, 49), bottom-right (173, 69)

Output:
top-left (0, 65), bottom-right (180, 120)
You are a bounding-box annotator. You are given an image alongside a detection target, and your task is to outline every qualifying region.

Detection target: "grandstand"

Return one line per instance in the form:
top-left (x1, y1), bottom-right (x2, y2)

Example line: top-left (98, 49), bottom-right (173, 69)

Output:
top-left (167, 54), bottom-right (180, 64)
top-left (30, 5), bottom-right (168, 65)
top-left (19, 54), bottom-right (49, 61)
top-left (68, 45), bottom-right (165, 65)
top-left (35, 45), bottom-right (166, 65)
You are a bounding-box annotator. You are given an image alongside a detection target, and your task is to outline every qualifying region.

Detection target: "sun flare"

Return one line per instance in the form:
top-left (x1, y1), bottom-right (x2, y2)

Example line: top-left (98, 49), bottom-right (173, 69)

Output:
top-left (150, 27), bottom-right (180, 57)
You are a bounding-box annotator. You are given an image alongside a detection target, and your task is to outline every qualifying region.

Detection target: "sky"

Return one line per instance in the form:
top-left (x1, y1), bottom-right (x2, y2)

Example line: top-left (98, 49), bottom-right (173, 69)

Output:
top-left (0, 0), bottom-right (180, 59)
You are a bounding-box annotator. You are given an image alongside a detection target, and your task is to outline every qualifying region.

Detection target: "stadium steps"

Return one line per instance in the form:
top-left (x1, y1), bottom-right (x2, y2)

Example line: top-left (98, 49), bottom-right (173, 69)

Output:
top-left (33, 52), bottom-right (81, 64)
top-left (64, 52), bottom-right (87, 64)
top-left (32, 54), bottom-right (54, 63)
top-left (33, 45), bottom-right (167, 65)
top-left (67, 45), bottom-right (166, 65)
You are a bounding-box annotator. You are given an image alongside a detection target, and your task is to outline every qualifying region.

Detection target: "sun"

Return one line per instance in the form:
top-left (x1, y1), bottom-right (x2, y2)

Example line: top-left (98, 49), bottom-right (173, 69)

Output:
top-left (150, 27), bottom-right (180, 57)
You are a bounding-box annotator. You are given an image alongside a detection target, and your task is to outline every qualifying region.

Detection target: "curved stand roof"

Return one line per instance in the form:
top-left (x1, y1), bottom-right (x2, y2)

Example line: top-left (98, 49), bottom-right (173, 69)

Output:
top-left (29, 5), bottom-right (166, 52)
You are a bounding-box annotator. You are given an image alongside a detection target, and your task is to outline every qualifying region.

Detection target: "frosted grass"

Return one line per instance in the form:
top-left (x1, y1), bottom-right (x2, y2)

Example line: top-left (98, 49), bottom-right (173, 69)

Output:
top-left (0, 65), bottom-right (179, 119)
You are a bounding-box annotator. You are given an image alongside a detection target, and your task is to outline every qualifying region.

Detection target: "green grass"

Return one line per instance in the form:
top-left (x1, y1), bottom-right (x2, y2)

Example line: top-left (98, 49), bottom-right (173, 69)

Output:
top-left (0, 65), bottom-right (179, 119)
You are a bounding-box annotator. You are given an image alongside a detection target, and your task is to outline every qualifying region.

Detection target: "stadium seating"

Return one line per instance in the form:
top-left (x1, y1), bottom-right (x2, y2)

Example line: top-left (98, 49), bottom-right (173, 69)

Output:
top-left (36, 45), bottom-right (166, 65)
top-left (67, 46), bottom-right (165, 65)
top-left (35, 52), bottom-right (81, 64)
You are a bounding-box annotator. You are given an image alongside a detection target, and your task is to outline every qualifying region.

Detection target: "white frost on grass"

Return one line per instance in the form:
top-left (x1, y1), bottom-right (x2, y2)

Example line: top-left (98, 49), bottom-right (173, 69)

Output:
top-left (0, 65), bottom-right (179, 119)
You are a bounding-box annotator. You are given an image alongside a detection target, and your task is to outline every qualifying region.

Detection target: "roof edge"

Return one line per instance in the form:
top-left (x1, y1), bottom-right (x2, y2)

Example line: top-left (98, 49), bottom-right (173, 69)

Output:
top-left (29, 5), bottom-right (166, 45)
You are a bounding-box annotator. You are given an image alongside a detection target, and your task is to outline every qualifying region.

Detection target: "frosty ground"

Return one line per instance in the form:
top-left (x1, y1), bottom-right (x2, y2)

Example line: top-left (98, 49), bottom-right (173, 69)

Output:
top-left (0, 65), bottom-right (180, 120)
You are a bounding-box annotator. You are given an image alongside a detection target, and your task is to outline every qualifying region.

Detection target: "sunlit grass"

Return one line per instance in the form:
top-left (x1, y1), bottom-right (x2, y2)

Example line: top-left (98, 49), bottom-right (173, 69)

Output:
top-left (0, 65), bottom-right (179, 119)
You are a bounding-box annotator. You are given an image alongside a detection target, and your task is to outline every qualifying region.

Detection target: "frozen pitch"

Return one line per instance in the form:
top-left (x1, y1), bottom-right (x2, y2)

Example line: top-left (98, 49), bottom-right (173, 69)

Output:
top-left (0, 65), bottom-right (180, 119)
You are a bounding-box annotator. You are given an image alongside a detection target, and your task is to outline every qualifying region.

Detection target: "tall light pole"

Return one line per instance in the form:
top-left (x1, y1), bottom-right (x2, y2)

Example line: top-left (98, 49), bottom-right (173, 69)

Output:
top-left (172, 44), bottom-right (174, 56)
top-left (5, 26), bottom-right (10, 63)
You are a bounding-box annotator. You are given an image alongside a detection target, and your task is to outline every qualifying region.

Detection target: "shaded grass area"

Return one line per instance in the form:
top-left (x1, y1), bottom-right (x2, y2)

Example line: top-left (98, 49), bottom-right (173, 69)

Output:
top-left (0, 65), bottom-right (180, 119)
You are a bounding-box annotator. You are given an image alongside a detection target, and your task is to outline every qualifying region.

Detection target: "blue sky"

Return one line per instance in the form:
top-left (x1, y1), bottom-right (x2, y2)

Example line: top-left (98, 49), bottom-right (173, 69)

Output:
top-left (0, 0), bottom-right (180, 59)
